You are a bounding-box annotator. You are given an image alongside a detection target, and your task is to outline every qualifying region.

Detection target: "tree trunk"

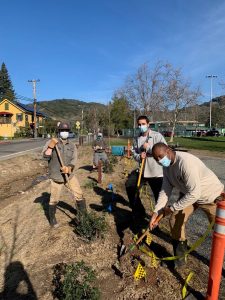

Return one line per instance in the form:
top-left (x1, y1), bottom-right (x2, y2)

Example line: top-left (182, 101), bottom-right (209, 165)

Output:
top-left (169, 124), bottom-right (176, 142)
top-left (169, 112), bottom-right (177, 143)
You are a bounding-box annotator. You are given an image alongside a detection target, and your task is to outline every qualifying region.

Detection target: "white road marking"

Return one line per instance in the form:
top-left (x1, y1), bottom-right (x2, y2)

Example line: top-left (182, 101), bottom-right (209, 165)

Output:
top-left (0, 146), bottom-right (43, 159)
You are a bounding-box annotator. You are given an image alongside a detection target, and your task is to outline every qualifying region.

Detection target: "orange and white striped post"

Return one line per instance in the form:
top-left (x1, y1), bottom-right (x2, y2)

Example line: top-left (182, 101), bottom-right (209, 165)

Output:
top-left (206, 197), bottom-right (225, 300)
top-left (127, 139), bottom-right (131, 158)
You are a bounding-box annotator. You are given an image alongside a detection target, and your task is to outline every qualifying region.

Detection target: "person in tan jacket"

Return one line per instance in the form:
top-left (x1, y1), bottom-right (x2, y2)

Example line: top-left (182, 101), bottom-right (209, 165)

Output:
top-left (149, 142), bottom-right (224, 268)
top-left (43, 121), bottom-right (86, 228)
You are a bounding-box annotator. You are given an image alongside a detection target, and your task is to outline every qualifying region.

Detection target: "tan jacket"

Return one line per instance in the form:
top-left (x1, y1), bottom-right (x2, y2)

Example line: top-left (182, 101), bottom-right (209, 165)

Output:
top-left (42, 138), bottom-right (77, 183)
top-left (154, 151), bottom-right (224, 213)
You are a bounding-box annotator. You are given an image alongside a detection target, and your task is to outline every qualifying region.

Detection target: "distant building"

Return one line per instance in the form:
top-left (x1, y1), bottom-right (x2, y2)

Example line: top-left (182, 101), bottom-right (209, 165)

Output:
top-left (0, 98), bottom-right (47, 138)
top-left (122, 120), bottom-right (207, 137)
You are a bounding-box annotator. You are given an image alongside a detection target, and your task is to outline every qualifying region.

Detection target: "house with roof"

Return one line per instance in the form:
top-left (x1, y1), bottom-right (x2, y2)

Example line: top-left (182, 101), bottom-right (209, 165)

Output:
top-left (0, 98), bottom-right (47, 138)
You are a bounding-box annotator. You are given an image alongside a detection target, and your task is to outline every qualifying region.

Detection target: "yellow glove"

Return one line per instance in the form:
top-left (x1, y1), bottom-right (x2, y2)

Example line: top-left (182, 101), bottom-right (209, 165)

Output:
top-left (48, 138), bottom-right (58, 149)
top-left (60, 166), bottom-right (72, 174)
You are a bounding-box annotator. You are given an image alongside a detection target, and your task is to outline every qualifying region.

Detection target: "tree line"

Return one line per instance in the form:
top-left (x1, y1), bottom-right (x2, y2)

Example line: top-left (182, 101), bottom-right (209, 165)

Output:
top-left (1, 61), bottom-right (225, 140)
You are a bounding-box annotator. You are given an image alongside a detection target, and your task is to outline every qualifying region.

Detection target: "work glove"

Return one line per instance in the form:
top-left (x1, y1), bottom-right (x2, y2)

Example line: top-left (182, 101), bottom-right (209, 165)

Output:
top-left (60, 166), bottom-right (72, 174)
top-left (48, 138), bottom-right (58, 149)
top-left (149, 212), bottom-right (159, 230)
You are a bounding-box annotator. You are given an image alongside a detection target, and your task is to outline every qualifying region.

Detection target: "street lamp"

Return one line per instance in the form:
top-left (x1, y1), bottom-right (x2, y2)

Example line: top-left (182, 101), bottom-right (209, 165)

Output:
top-left (206, 75), bottom-right (217, 128)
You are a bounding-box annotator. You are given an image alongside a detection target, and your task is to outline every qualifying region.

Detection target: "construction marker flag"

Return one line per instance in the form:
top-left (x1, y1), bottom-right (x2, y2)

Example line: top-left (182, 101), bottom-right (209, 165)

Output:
top-left (182, 271), bottom-right (194, 299)
top-left (134, 263), bottom-right (146, 280)
top-left (146, 232), bottom-right (152, 246)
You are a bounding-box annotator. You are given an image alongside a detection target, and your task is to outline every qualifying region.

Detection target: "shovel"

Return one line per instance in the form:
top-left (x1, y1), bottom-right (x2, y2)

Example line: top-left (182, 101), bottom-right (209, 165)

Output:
top-left (55, 144), bottom-right (78, 210)
top-left (113, 213), bottom-right (164, 277)
top-left (137, 155), bottom-right (146, 189)
top-left (119, 213), bottom-right (164, 258)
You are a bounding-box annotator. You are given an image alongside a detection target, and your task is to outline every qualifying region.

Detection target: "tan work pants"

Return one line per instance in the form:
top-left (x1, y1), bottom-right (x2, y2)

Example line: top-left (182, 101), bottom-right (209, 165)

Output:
top-left (49, 176), bottom-right (83, 205)
top-left (169, 202), bottom-right (216, 241)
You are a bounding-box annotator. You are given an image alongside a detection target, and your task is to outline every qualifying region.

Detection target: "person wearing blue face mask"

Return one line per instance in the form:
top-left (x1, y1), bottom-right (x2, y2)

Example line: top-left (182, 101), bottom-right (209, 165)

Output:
top-left (150, 142), bottom-right (224, 268)
top-left (125, 115), bottom-right (167, 229)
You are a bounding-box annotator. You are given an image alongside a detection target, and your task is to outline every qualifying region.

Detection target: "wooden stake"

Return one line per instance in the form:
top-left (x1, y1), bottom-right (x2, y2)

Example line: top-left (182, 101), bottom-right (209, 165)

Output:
top-left (98, 160), bottom-right (102, 184)
top-left (127, 139), bottom-right (131, 158)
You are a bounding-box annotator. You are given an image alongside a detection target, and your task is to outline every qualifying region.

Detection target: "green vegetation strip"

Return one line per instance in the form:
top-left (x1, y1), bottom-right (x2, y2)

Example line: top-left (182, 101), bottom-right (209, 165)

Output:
top-left (168, 137), bottom-right (225, 152)
top-left (107, 136), bottom-right (225, 152)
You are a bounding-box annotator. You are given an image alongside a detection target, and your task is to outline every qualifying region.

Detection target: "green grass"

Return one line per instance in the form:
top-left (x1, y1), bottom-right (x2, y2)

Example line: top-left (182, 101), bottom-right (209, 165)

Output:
top-left (106, 136), bottom-right (225, 152)
top-left (107, 137), bottom-right (129, 146)
top-left (167, 136), bottom-right (225, 152)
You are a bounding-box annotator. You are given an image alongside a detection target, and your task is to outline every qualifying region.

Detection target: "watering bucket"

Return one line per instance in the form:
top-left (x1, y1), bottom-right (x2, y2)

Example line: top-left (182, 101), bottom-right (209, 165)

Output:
top-left (111, 146), bottom-right (125, 156)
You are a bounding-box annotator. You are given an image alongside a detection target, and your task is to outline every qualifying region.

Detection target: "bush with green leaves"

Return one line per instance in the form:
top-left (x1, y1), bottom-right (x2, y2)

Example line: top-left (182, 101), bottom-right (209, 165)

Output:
top-left (52, 261), bottom-right (100, 300)
top-left (109, 155), bottom-right (118, 165)
top-left (83, 180), bottom-right (97, 189)
top-left (75, 211), bottom-right (107, 241)
top-left (102, 155), bottom-right (118, 174)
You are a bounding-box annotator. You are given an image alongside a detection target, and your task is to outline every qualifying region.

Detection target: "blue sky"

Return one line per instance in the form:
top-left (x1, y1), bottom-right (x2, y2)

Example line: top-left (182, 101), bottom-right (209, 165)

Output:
top-left (1, 0), bottom-right (225, 104)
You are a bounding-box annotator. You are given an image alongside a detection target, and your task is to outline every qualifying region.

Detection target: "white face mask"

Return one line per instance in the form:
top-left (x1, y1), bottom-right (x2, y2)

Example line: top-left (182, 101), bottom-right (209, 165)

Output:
top-left (60, 131), bottom-right (69, 139)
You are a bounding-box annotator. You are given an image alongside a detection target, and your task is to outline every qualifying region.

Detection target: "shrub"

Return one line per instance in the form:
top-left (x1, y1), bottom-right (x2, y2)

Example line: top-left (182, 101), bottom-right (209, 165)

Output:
top-left (83, 180), bottom-right (97, 189)
top-left (52, 261), bottom-right (100, 300)
top-left (75, 212), bottom-right (107, 241)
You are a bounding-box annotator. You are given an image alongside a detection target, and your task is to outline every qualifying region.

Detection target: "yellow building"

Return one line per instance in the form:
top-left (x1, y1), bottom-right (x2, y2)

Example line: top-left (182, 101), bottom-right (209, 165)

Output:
top-left (0, 98), bottom-right (46, 138)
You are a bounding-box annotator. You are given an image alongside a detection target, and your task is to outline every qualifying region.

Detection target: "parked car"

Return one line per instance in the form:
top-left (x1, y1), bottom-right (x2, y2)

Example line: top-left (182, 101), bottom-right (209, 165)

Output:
top-left (161, 131), bottom-right (173, 137)
top-left (195, 130), bottom-right (207, 137)
top-left (68, 132), bottom-right (76, 138)
top-left (206, 130), bottom-right (220, 137)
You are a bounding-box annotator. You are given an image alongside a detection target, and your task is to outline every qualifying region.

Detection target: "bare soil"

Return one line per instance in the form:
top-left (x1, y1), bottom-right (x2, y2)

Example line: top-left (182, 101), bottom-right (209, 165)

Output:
top-left (0, 146), bottom-right (224, 299)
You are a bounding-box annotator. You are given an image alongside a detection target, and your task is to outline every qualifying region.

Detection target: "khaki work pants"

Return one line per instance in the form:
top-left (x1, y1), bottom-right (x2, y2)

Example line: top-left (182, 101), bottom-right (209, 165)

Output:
top-left (49, 176), bottom-right (83, 205)
top-left (169, 202), bottom-right (216, 241)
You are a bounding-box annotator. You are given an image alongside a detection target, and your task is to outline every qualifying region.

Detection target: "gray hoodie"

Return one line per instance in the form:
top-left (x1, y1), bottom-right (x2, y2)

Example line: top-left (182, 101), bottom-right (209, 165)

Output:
top-left (132, 129), bottom-right (167, 178)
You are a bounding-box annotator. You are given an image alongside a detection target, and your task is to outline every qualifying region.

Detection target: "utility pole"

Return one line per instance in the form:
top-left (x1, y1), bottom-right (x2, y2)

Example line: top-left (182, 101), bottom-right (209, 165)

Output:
top-left (206, 75), bottom-right (217, 129)
top-left (28, 79), bottom-right (40, 138)
top-left (108, 101), bottom-right (111, 146)
top-left (133, 109), bottom-right (136, 137)
top-left (81, 109), bottom-right (84, 134)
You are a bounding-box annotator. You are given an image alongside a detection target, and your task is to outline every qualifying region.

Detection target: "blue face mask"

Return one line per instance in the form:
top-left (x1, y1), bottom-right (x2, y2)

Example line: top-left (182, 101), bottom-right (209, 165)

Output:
top-left (158, 155), bottom-right (171, 167)
top-left (139, 125), bottom-right (148, 133)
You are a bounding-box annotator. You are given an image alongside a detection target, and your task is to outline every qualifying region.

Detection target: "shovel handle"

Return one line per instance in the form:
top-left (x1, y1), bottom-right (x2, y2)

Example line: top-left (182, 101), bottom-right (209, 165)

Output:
top-left (137, 157), bottom-right (145, 188)
top-left (135, 213), bottom-right (164, 246)
top-left (55, 144), bottom-right (69, 183)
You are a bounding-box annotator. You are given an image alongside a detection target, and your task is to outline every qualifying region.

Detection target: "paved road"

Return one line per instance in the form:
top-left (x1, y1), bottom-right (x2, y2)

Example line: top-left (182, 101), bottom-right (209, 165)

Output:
top-left (0, 138), bottom-right (80, 161)
top-left (0, 139), bottom-right (48, 161)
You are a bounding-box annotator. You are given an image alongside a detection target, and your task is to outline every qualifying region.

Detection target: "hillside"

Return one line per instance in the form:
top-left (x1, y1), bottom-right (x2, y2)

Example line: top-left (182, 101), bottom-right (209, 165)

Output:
top-left (28, 95), bottom-right (225, 128)
top-left (34, 99), bottom-right (106, 121)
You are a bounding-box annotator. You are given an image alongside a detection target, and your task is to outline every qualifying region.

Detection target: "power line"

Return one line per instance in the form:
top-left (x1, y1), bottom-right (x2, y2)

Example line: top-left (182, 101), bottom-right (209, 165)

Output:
top-left (28, 79), bottom-right (40, 138)
top-left (15, 93), bottom-right (33, 103)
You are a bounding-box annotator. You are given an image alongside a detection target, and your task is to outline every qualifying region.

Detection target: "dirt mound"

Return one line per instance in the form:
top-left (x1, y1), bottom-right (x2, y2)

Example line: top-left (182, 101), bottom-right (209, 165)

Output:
top-left (0, 146), bottom-right (224, 299)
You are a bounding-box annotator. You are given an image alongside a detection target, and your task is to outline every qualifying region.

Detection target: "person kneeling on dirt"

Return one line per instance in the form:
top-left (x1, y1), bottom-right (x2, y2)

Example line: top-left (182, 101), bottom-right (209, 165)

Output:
top-left (92, 132), bottom-right (109, 172)
top-left (150, 142), bottom-right (224, 268)
top-left (42, 121), bottom-right (87, 228)
top-left (125, 115), bottom-right (167, 223)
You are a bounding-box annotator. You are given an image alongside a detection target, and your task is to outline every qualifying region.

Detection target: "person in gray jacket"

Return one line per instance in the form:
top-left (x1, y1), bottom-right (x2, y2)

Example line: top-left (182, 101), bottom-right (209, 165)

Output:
top-left (125, 115), bottom-right (167, 221)
top-left (42, 121), bottom-right (86, 228)
top-left (92, 132), bottom-right (109, 171)
top-left (150, 142), bottom-right (224, 267)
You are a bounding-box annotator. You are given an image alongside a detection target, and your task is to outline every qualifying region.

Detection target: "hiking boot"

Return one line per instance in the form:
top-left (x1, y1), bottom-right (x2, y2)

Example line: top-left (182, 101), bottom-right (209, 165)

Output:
top-left (76, 198), bottom-right (87, 214)
top-left (172, 240), bottom-right (188, 268)
top-left (49, 205), bottom-right (59, 228)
